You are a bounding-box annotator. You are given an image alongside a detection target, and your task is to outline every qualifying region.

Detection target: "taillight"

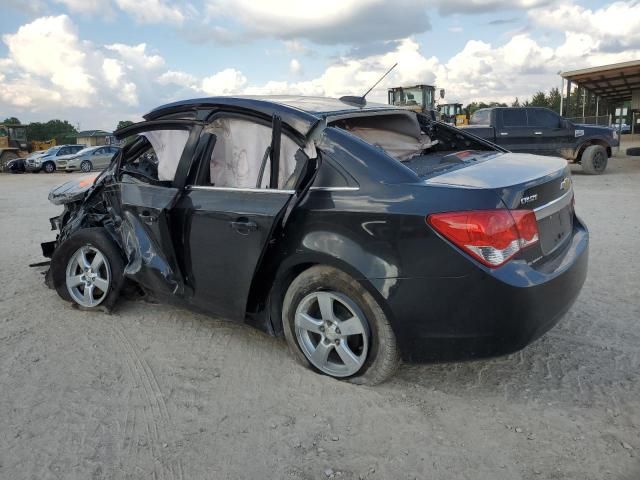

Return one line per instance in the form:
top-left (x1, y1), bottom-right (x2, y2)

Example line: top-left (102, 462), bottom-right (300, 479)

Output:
top-left (427, 210), bottom-right (539, 268)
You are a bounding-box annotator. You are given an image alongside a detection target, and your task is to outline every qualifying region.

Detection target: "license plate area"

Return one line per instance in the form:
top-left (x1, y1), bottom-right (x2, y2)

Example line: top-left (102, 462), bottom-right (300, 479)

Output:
top-left (537, 205), bottom-right (573, 255)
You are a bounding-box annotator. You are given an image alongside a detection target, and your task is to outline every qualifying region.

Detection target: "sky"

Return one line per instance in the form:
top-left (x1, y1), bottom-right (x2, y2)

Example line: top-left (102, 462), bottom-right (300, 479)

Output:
top-left (0, 0), bottom-right (639, 131)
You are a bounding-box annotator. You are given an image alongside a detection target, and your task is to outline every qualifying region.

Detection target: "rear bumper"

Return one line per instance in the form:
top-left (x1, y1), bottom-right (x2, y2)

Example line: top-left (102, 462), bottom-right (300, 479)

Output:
top-left (373, 217), bottom-right (589, 363)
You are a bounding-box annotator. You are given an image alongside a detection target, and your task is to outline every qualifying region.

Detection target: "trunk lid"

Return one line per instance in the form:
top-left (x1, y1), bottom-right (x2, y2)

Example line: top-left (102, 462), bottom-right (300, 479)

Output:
top-left (424, 151), bottom-right (574, 256)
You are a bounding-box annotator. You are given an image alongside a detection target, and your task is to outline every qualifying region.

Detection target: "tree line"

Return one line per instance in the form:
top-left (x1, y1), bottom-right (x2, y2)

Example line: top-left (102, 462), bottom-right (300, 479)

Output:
top-left (464, 87), bottom-right (562, 116)
top-left (2, 118), bottom-right (135, 145)
top-left (464, 86), bottom-right (611, 119)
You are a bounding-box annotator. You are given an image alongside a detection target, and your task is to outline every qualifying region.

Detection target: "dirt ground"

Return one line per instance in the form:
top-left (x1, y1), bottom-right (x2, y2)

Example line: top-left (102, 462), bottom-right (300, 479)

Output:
top-left (1, 152), bottom-right (639, 480)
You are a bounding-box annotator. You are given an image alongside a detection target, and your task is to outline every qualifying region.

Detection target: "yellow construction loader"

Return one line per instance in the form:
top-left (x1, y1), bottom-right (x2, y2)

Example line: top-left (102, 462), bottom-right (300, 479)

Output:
top-left (387, 84), bottom-right (437, 114)
top-left (0, 124), bottom-right (29, 171)
top-left (437, 103), bottom-right (468, 126)
top-left (31, 139), bottom-right (56, 151)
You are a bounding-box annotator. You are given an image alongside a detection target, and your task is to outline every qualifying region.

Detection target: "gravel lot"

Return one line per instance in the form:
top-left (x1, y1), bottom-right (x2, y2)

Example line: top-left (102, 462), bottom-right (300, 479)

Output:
top-left (1, 153), bottom-right (639, 480)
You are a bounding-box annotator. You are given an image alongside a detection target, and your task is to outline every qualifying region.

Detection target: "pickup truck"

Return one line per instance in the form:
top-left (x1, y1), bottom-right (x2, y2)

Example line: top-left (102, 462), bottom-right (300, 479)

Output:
top-left (461, 107), bottom-right (618, 174)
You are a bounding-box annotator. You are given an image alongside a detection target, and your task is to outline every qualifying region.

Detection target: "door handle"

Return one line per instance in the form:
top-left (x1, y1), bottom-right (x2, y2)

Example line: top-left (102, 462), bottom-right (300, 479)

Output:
top-left (139, 210), bottom-right (157, 224)
top-left (230, 218), bottom-right (258, 234)
top-left (499, 132), bottom-right (509, 136)
top-left (534, 131), bottom-right (543, 135)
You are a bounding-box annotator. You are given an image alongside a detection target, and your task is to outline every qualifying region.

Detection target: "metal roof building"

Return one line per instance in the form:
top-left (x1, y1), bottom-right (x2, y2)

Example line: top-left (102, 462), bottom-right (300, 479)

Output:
top-left (560, 60), bottom-right (640, 119)
top-left (76, 129), bottom-right (113, 146)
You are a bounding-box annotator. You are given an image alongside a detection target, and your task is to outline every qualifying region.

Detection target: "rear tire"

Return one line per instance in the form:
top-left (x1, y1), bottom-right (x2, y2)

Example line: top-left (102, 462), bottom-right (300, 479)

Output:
top-left (282, 266), bottom-right (399, 385)
top-left (581, 145), bottom-right (608, 174)
top-left (43, 161), bottom-right (56, 173)
top-left (80, 160), bottom-right (92, 172)
top-left (50, 228), bottom-right (125, 311)
top-left (0, 151), bottom-right (19, 171)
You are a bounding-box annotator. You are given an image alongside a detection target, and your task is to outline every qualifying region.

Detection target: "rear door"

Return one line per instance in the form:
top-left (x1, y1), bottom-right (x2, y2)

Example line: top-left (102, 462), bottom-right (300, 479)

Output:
top-left (92, 147), bottom-right (112, 168)
top-left (494, 109), bottom-right (538, 152)
top-left (174, 114), bottom-right (318, 320)
top-left (108, 121), bottom-right (201, 297)
top-left (527, 108), bottom-right (574, 156)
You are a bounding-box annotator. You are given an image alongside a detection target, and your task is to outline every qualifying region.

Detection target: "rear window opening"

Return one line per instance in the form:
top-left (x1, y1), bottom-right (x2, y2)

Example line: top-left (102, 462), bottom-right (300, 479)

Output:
top-left (331, 111), bottom-right (496, 178)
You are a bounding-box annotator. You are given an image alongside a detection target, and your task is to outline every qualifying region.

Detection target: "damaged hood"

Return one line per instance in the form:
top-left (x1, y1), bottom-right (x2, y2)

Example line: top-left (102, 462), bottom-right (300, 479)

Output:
top-left (48, 173), bottom-right (100, 205)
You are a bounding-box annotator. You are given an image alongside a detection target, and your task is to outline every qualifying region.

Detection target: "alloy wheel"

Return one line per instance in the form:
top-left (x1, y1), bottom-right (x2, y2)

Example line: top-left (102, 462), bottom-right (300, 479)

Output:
top-left (65, 246), bottom-right (111, 307)
top-left (44, 163), bottom-right (55, 173)
top-left (294, 291), bottom-right (369, 377)
top-left (81, 161), bottom-right (92, 172)
top-left (593, 151), bottom-right (605, 171)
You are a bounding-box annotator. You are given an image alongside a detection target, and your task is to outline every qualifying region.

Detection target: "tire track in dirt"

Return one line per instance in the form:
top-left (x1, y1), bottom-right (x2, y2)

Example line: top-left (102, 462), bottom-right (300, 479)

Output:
top-left (110, 320), bottom-right (183, 480)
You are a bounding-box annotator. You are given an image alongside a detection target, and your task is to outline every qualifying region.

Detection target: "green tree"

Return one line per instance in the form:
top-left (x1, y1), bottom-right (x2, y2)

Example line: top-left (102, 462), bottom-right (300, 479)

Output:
top-left (27, 119), bottom-right (78, 144)
top-left (547, 87), bottom-right (561, 113)
top-left (465, 101), bottom-right (508, 116)
top-left (530, 91), bottom-right (548, 107)
top-left (511, 98), bottom-right (520, 107)
top-left (2, 117), bottom-right (21, 125)
top-left (116, 120), bottom-right (134, 131)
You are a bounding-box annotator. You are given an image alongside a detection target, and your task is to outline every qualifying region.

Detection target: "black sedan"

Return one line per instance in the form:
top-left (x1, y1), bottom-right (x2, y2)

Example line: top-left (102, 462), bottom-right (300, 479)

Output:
top-left (40, 96), bottom-right (588, 385)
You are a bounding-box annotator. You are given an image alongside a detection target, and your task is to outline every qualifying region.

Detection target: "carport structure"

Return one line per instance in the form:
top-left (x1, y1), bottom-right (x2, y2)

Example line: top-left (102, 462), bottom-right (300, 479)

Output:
top-left (560, 60), bottom-right (640, 129)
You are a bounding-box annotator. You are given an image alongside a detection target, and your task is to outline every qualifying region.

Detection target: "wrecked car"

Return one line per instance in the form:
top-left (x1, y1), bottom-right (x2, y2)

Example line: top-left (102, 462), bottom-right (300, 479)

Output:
top-left (40, 96), bottom-right (589, 385)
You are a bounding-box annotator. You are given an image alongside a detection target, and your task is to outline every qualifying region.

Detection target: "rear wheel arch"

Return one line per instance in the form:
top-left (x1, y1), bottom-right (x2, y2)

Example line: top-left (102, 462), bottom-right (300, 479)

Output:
top-left (263, 254), bottom-right (397, 337)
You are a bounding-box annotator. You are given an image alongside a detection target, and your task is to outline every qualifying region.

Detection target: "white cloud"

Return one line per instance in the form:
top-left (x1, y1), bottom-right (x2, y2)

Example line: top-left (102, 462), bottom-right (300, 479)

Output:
top-left (289, 59), bottom-right (302, 75)
top-left (201, 68), bottom-right (248, 95)
top-left (158, 70), bottom-right (199, 89)
top-left (114, 0), bottom-right (185, 25)
top-left (434, 0), bottom-right (551, 15)
top-left (120, 82), bottom-right (139, 106)
top-left (0, 77), bottom-right (64, 109)
top-left (102, 58), bottom-right (125, 88)
top-left (2, 15), bottom-right (96, 106)
top-left (54, 0), bottom-right (185, 24)
top-left (204, 0), bottom-right (431, 45)
top-left (284, 40), bottom-right (315, 56)
top-left (0, 15), bottom-right (169, 127)
top-left (104, 43), bottom-right (165, 69)
top-left (531, 1), bottom-right (640, 52)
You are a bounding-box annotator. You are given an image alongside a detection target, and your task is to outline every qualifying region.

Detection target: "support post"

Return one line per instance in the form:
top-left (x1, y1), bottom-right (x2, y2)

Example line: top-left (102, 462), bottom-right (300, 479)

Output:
top-left (564, 80), bottom-right (572, 117)
top-left (618, 106), bottom-right (623, 154)
top-left (559, 75), bottom-right (564, 115)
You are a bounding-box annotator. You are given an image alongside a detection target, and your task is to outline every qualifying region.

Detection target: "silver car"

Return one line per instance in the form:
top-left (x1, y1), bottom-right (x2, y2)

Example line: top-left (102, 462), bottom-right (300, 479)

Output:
top-left (64, 146), bottom-right (120, 172)
top-left (25, 145), bottom-right (85, 173)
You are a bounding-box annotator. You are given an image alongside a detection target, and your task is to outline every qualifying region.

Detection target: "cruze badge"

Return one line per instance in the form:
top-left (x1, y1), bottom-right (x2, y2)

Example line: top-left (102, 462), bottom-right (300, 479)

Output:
top-left (520, 193), bottom-right (538, 205)
top-left (560, 177), bottom-right (571, 191)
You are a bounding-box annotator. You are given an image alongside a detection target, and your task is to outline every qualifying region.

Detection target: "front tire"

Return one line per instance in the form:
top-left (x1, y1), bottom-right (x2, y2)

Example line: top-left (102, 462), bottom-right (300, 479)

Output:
top-left (282, 266), bottom-right (399, 385)
top-left (581, 145), bottom-right (608, 174)
top-left (50, 228), bottom-right (125, 310)
top-left (80, 160), bottom-right (92, 172)
top-left (43, 161), bottom-right (56, 173)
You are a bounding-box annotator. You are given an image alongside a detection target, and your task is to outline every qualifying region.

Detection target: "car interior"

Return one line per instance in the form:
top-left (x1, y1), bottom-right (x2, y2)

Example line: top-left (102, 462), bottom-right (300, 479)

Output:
top-left (118, 120), bottom-right (317, 191)
top-left (203, 117), bottom-right (301, 189)
top-left (331, 111), bottom-right (496, 177)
